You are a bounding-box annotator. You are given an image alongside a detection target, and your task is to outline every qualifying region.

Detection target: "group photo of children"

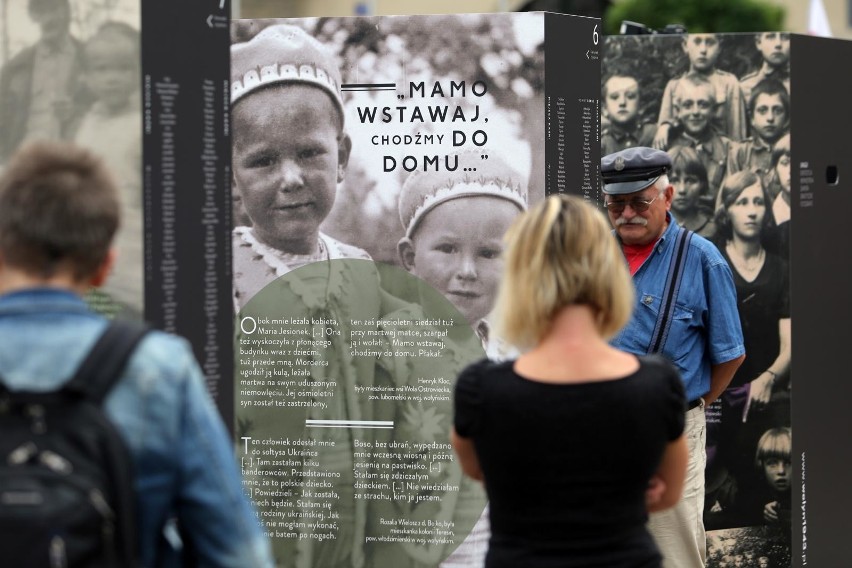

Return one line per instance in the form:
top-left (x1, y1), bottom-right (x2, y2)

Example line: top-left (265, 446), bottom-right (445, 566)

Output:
top-left (0, 0), bottom-right (143, 317)
top-left (603, 32), bottom-right (792, 567)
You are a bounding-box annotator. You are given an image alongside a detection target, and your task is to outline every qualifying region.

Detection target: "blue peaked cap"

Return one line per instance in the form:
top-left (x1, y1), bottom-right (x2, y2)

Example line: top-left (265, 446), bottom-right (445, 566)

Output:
top-left (601, 147), bottom-right (672, 195)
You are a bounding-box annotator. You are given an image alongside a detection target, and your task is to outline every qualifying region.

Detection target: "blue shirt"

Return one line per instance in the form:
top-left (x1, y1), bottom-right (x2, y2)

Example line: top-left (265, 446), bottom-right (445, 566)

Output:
top-left (612, 214), bottom-right (745, 401)
top-left (0, 288), bottom-right (273, 568)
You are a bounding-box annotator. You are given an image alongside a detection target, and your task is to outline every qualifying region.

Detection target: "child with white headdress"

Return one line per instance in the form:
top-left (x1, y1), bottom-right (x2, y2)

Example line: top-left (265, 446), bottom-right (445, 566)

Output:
top-left (230, 25), bottom-right (406, 568)
top-left (379, 150), bottom-right (527, 567)
top-left (230, 24), bottom-right (373, 309)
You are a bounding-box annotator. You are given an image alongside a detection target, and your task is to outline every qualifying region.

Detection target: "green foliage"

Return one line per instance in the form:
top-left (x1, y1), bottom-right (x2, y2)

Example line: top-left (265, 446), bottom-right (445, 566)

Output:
top-left (604, 0), bottom-right (785, 35)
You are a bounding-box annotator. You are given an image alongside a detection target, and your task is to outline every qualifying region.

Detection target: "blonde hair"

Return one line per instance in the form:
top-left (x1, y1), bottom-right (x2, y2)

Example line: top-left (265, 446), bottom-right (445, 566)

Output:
top-left (494, 194), bottom-right (634, 349)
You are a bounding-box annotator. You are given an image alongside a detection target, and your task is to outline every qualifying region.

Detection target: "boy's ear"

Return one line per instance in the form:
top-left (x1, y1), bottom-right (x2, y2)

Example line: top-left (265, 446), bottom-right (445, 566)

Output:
top-left (337, 133), bottom-right (352, 183)
top-left (398, 238), bottom-right (416, 271)
top-left (89, 248), bottom-right (117, 288)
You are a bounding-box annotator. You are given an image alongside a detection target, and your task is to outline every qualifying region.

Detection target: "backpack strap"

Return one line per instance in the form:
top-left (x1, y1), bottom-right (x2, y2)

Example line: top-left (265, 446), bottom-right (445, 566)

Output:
top-left (647, 227), bottom-right (693, 354)
top-left (64, 319), bottom-right (151, 404)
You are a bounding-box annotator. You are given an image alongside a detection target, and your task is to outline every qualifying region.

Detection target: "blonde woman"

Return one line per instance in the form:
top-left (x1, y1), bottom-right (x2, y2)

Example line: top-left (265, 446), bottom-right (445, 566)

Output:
top-left (451, 195), bottom-right (688, 568)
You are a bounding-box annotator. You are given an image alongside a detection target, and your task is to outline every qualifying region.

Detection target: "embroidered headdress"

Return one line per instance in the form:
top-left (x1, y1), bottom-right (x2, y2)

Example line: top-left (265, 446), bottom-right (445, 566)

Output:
top-left (398, 150), bottom-right (528, 238)
top-left (231, 24), bottom-right (344, 124)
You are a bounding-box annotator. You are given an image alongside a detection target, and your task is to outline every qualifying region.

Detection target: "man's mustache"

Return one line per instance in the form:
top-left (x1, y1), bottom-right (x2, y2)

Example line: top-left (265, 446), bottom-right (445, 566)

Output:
top-left (615, 217), bottom-right (649, 227)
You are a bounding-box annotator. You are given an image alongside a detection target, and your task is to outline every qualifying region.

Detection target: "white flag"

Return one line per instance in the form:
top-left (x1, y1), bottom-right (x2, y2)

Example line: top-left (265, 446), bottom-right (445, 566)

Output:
top-left (808, 0), bottom-right (833, 37)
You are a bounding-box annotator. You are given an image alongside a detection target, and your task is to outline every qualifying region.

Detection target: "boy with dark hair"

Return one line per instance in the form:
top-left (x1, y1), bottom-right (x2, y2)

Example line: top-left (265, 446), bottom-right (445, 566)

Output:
top-left (601, 72), bottom-right (656, 155)
top-left (727, 78), bottom-right (790, 192)
top-left (667, 145), bottom-right (716, 237)
top-left (740, 33), bottom-right (790, 103)
top-left (0, 141), bottom-right (273, 567)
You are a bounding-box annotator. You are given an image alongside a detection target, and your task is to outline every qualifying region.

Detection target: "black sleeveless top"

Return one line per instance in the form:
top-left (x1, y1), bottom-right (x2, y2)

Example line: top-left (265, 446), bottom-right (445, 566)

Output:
top-left (454, 355), bottom-right (685, 568)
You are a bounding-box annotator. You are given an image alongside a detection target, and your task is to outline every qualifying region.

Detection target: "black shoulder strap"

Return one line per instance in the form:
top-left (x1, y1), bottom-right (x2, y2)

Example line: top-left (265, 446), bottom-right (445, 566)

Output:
top-left (648, 227), bottom-right (693, 354)
top-left (64, 319), bottom-right (151, 404)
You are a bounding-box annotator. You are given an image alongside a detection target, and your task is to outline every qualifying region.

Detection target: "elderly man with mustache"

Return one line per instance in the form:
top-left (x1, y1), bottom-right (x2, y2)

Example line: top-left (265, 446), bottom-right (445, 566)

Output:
top-left (601, 147), bottom-right (745, 568)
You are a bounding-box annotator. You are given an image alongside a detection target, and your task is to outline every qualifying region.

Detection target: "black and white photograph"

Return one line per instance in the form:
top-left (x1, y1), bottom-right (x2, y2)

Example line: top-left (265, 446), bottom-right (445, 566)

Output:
top-left (230, 14), bottom-right (544, 275)
top-left (229, 15), bottom-right (542, 568)
top-left (230, 13), bottom-right (598, 567)
top-left (0, 0), bottom-right (142, 317)
top-left (603, 32), bottom-right (792, 566)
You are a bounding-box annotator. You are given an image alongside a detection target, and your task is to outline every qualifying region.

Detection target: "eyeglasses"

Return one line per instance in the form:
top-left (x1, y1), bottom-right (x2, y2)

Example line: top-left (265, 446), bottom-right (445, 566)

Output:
top-left (604, 193), bottom-right (661, 214)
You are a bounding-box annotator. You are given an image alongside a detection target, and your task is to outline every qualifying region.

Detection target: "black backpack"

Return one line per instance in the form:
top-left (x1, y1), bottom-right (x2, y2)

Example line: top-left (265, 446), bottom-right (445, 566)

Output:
top-left (0, 320), bottom-right (149, 568)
